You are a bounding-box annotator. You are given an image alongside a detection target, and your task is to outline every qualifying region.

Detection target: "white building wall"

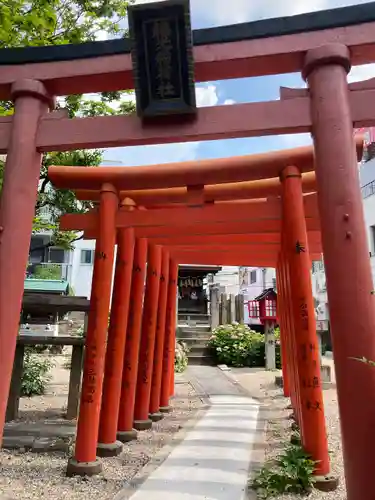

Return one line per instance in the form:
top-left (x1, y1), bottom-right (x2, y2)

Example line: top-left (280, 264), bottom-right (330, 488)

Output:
top-left (311, 155), bottom-right (375, 322)
top-left (212, 266), bottom-right (240, 295)
top-left (363, 186), bottom-right (375, 288)
top-left (70, 238), bottom-right (96, 298)
top-left (69, 237), bottom-right (119, 299)
top-left (211, 266), bottom-right (276, 326)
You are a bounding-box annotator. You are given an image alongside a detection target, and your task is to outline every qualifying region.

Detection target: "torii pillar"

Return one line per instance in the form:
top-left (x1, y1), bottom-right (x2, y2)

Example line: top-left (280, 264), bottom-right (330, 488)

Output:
top-left (117, 238), bottom-right (148, 443)
top-left (133, 244), bottom-right (162, 430)
top-left (304, 43), bottom-right (375, 500)
top-left (281, 166), bottom-right (332, 487)
top-left (67, 183), bottom-right (118, 476)
top-left (275, 263), bottom-right (290, 398)
top-left (160, 260), bottom-right (179, 413)
top-left (0, 80), bottom-right (54, 442)
top-left (149, 249), bottom-right (170, 421)
top-left (278, 252), bottom-right (299, 415)
top-left (97, 227), bottom-right (135, 457)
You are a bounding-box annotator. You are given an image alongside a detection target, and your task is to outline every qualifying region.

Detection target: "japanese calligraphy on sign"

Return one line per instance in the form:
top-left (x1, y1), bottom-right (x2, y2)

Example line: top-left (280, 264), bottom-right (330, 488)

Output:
top-left (128, 0), bottom-right (197, 118)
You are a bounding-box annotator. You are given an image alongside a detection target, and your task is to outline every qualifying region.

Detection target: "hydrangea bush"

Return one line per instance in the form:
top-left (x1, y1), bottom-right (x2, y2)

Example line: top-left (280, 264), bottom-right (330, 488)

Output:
top-left (209, 322), bottom-right (281, 368)
top-left (175, 339), bottom-right (190, 373)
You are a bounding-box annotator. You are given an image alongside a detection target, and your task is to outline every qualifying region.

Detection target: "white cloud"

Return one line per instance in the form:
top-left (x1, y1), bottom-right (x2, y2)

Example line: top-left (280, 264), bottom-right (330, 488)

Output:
top-left (103, 84), bottom-right (219, 165)
top-left (95, 30), bottom-right (110, 41)
top-left (195, 84), bottom-right (219, 107)
top-left (188, 0), bottom-right (374, 28)
top-left (223, 99), bottom-right (236, 105)
top-left (127, 0), bottom-right (375, 28)
top-left (348, 64), bottom-right (375, 83)
top-left (104, 141), bottom-right (201, 166)
top-left (279, 133), bottom-right (312, 148)
top-left (104, 0), bottom-right (375, 165)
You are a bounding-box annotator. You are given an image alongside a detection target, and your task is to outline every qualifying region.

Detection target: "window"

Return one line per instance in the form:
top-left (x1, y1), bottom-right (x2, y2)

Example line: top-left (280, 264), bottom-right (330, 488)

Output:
top-left (250, 270), bottom-right (257, 284)
top-left (81, 249), bottom-right (94, 264)
top-left (272, 277), bottom-right (277, 290)
top-left (371, 225), bottom-right (375, 256)
top-left (312, 260), bottom-right (325, 273)
top-left (48, 247), bottom-right (65, 263)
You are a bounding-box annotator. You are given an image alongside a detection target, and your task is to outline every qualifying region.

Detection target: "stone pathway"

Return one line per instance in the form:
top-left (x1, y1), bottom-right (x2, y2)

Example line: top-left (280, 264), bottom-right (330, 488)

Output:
top-left (119, 366), bottom-right (262, 500)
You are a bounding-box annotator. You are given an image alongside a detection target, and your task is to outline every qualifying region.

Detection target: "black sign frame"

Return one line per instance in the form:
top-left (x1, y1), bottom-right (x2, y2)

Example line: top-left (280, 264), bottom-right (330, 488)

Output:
top-left (128, 0), bottom-right (197, 119)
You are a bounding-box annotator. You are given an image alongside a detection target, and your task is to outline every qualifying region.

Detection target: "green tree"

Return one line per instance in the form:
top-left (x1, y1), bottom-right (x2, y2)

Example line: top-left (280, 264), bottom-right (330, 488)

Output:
top-left (0, 0), bottom-right (135, 251)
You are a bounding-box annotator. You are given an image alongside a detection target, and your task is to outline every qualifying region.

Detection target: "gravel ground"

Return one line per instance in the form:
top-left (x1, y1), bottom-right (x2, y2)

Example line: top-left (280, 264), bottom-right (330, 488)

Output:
top-left (229, 362), bottom-right (345, 500)
top-left (0, 354), bottom-right (204, 500)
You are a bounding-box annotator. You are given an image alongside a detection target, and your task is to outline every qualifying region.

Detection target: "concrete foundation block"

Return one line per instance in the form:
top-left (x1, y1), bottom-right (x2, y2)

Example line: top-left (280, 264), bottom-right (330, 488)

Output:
top-left (66, 457), bottom-right (102, 477)
top-left (96, 440), bottom-right (123, 457)
top-left (133, 419), bottom-right (152, 431)
top-left (116, 429), bottom-right (138, 443)
top-left (314, 475), bottom-right (339, 492)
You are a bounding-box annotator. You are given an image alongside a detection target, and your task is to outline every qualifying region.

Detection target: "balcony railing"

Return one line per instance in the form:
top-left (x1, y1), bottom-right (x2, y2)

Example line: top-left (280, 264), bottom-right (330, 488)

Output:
top-left (26, 262), bottom-right (72, 281)
top-left (362, 179), bottom-right (375, 199)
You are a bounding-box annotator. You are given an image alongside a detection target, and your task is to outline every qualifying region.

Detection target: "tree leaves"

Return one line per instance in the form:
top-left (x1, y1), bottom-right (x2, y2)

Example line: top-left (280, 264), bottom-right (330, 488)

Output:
top-left (0, 0), bottom-right (136, 251)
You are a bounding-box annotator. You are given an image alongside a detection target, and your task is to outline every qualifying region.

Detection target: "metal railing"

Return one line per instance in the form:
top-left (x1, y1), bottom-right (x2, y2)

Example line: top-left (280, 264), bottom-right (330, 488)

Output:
top-left (361, 179), bottom-right (375, 199)
top-left (26, 262), bottom-right (72, 281)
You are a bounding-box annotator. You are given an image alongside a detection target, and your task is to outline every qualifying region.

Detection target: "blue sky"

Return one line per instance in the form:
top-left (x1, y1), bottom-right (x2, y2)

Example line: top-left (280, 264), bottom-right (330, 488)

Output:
top-left (103, 0), bottom-right (375, 166)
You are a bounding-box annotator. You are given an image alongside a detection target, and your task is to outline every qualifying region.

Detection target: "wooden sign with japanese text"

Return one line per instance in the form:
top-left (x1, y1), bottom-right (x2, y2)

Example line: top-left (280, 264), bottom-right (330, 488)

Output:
top-left (128, 0), bottom-right (197, 118)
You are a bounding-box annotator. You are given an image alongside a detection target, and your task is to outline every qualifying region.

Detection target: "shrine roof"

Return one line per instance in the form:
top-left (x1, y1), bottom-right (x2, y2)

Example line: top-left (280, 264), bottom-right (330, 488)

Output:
top-left (0, 2), bottom-right (373, 66)
top-left (254, 288), bottom-right (277, 301)
top-left (179, 265), bottom-right (222, 276)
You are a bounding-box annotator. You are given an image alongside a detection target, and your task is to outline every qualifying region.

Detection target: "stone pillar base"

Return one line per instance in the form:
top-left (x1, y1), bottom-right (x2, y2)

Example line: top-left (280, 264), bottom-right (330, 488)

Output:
top-left (314, 475), bottom-right (339, 492)
top-left (159, 405), bottom-right (172, 413)
top-left (133, 419), bottom-right (152, 431)
top-left (149, 412), bottom-right (164, 422)
top-left (117, 429), bottom-right (138, 443)
top-left (96, 440), bottom-right (123, 457)
top-left (66, 457), bottom-right (102, 477)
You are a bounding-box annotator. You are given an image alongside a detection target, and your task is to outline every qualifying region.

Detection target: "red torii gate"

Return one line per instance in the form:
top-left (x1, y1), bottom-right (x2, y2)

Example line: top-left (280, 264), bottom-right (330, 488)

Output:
top-left (0, 2), bottom-right (374, 498)
top-left (49, 144), bottom-right (324, 478)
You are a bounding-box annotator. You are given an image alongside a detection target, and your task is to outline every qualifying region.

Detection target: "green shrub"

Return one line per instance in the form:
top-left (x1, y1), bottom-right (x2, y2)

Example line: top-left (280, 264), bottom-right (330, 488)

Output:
top-left (21, 351), bottom-right (54, 397)
top-left (26, 344), bottom-right (64, 355)
top-left (74, 324), bottom-right (85, 337)
top-left (27, 344), bottom-right (49, 354)
top-left (32, 264), bottom-right (61, 280)
top-left (251, 444), bottom-right (316, 499)
top-left (175, 339), bottom-right (189, 373)
top-left (209, 322), bottom-right (281, 368)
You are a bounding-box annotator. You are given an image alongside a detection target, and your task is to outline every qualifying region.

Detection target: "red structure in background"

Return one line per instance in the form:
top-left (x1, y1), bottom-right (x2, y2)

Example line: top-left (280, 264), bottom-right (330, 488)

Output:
top-left (0, 2), bottom-right (375, 499)
top-left (247, 301), bottom-right (260, 319)
top-left (247, 289), bottom-right (278, 324)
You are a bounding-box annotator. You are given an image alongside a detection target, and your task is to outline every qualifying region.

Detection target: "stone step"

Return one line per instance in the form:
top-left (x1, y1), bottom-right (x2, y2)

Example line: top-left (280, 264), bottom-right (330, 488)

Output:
top-left (178, 337), bottom-right (210, 347)
top-left (4, 421), bottom-right (76, 439)
top-left (178, 325), bottom-right (211, 333)
top-left (177, 332), bottom-right (211, 342)
top-left (188, 345), bottom-right (212, 357)
top-left (178, 313), bottom-right (210, 324)
top-left (188, 354), bottom-right (216, 366)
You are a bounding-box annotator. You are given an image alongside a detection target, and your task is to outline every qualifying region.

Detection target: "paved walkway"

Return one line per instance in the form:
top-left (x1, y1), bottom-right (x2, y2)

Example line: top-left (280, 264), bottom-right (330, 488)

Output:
top-left (126, 366), bottom-right (262, 500)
